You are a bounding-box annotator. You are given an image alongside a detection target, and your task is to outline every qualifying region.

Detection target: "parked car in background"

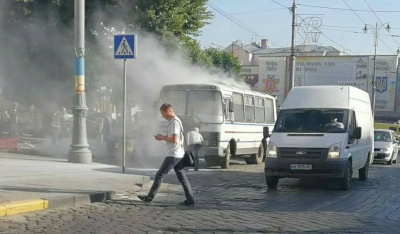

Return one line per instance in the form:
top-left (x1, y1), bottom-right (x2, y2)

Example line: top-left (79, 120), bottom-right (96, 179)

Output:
top-left (374, 129), bottom-right (398, 165)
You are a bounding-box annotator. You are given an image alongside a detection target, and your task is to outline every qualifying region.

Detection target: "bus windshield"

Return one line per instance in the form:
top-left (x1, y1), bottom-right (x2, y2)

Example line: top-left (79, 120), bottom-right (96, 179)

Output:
top-left (159, 89), bottom-right (223, 124)
top-left (274, 109), bottom-right (348, 133)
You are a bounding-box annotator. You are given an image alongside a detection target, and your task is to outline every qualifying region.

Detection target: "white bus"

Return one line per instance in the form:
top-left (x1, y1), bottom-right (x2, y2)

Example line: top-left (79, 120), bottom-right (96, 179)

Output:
top-left (157, 81), bottom-right (277, 169)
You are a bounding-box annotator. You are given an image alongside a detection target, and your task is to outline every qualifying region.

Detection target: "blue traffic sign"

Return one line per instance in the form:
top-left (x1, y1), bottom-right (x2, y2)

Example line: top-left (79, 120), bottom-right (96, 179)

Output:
top-left (114, 34), bottom-right (136, 59)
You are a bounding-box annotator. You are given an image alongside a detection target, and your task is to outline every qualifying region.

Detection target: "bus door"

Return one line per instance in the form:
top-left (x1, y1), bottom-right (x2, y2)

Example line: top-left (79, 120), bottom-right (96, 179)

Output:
top-left (223, 97), bottom-right (234, 146)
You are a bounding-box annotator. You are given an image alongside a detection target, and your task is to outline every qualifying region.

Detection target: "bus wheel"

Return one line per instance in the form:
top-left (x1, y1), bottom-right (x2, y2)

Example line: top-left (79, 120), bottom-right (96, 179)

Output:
top-left (245, 142), bottom-right (264, 164)
top-left (220, 143), bottom-right (231, 169)
top-left (204, 155), bottom-right (220, 167)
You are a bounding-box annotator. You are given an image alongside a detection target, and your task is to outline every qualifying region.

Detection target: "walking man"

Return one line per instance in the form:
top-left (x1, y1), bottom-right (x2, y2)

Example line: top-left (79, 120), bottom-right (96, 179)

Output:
top-left (138, 103), bottom-right (195, 206)
top-left (187, 127), bottom-right (204, 171)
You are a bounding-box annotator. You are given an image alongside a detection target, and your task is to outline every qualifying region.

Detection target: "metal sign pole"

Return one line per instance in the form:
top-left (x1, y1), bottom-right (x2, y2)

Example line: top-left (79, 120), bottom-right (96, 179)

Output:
top-left (114, 34), bottom-right (136, 174)
top-left (122, 58), bottom-right (127, 173)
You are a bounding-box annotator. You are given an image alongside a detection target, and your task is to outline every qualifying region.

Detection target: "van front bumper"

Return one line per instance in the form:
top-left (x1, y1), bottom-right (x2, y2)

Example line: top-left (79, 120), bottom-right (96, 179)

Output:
top-left (265, 158), bottom-right (349, 178)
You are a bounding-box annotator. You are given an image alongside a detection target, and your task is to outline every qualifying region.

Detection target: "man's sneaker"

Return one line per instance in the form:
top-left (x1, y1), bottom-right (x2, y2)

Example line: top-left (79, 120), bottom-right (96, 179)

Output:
top-left (179, 200), bottom-right (195, 206)
top-left (137, 194), bottom-right (152, 203)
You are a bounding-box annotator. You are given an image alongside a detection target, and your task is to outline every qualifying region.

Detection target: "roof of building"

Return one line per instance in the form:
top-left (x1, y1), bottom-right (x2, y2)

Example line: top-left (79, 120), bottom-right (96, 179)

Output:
top-left (253, 44), bottom-right (341, 55)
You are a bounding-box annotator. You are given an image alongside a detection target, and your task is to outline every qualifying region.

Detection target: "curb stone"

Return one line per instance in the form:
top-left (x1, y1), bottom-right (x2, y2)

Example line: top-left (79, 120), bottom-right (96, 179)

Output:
top-left (0, 190), bottom-right (116, 217)
top-left (0, 176), bottom-right (152, 217)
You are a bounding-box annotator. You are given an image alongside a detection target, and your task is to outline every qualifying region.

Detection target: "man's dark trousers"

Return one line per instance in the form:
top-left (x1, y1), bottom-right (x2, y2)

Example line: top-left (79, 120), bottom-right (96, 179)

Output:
top-left (147, 156), bottom-right (195, 202)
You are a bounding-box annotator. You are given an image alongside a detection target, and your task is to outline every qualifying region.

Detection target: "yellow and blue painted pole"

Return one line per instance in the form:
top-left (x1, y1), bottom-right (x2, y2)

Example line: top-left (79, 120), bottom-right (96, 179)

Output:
top-left (74, 58), bottom-right (85, 93)
top-left (68, 0), bottom-right (92, 163)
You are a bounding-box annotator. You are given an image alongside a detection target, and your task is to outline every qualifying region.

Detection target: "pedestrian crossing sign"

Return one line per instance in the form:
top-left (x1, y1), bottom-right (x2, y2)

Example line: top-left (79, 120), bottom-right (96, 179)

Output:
top-left (114, 34), bottom-right (137, 59)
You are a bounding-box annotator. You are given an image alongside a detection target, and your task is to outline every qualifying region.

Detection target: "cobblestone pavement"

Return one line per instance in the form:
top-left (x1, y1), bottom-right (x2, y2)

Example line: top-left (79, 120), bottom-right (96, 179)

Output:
top-left (1, 160), bottom-right (400, 233)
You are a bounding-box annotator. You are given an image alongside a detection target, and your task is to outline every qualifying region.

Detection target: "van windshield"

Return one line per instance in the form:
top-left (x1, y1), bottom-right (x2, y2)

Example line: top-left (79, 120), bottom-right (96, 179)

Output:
top-left (274, 109), bottom-right (348, 133)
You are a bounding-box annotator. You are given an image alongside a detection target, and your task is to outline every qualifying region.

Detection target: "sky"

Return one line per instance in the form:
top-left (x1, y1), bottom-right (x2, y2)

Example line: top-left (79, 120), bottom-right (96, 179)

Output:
top-left (198, 0), bottom-right (400, 55)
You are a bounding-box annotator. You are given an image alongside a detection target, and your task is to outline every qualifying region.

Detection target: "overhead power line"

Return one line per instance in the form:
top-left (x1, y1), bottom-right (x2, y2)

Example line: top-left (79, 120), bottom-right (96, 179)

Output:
top-left (341, 0), bottom-right (395, 53)
top-left (363, 0), bottom-right (400, 48)
top-left (208, 3), bottom-right (282, 47)
top-left (297, 3), bottom-right (400, 12)
top-left (270, 0), bottom-right (288, 9)
top-left (342, 0), bottom-right (366, 24)
top-left (231, 8), bottom-right (287, 16)
top-left (320, 34), bottom-right (359, 55)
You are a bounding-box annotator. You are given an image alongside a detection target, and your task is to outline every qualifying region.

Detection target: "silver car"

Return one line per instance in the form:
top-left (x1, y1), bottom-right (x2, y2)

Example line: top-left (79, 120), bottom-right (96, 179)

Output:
top-left (373, 129), bottom-right (398, 165)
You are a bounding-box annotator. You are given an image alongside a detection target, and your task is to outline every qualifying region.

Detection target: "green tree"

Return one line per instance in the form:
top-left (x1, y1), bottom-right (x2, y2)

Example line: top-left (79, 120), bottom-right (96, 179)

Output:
top-left (133, 0), bottom-right (213, 64)
top-left (204, 48), bottom-right (241, 76)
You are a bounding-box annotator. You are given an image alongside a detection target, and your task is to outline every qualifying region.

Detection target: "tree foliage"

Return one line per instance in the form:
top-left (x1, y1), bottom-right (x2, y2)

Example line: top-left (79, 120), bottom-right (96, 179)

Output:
top-left (133, 0), bottom-right (214, 67)
top-left (205, 48), bottom-right (241, 76)
top-left (133, 0), bottom-right (212, 41)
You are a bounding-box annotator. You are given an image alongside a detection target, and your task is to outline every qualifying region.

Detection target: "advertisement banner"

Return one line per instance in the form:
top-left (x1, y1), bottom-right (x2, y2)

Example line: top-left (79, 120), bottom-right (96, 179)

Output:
top-left (253, 55), bottom-right (398, 111)
top-left (371, 56), bottom-right (398, 112)
top-left (257, 57), bottom-right (286, 105)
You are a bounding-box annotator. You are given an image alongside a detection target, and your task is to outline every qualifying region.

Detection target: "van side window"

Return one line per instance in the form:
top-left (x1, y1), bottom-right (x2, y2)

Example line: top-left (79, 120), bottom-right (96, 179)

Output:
top-left (255, 97), bottom-right (265, 123)
top-left (348, 110), bottom-right (357, 143)
top-left (232, 93), bottom-right (245, 122)
top-left (245, 95), bottom-right (255, 122)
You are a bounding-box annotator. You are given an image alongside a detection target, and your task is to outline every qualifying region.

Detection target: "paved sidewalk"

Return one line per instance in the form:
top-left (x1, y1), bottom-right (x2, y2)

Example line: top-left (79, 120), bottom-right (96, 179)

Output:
top-left (0, 152), bottom-right (152, 217)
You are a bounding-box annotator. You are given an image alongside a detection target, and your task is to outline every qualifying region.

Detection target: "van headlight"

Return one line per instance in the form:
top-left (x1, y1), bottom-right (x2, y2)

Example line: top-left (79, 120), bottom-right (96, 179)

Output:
top-left (266, 142), bottom-right (277, 158)
top-left (328, 143), bottom-right (340, 159)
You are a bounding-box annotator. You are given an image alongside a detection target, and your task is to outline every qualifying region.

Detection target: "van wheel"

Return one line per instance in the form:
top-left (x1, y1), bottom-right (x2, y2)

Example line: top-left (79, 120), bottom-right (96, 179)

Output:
top-left (266, 176), bottom-right (279, 188)
top-left (387, 152), bottom-right (394, 165)
top-left (204, 155), bottom-right (220, 167)
top-left (245, 142), bottom-right (264, 164)
top-left (358, 155), bottom-right (370, 181)
top-left (220, 143), bottom-right (231, 169)
top-left (339, 161), bottom-right (352, 190)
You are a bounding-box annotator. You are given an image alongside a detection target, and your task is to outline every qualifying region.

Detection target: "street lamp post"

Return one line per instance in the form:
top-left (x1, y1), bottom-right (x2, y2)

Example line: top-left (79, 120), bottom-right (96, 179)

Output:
top-left (363, 22), bottom-right (391, 116)
top-left (68, 0), bottom-right (92, 163)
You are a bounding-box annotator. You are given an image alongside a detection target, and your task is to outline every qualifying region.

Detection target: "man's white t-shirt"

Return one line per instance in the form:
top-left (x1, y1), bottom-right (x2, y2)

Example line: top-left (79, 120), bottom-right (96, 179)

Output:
top-left (165, 116), bottom-right (184, 158)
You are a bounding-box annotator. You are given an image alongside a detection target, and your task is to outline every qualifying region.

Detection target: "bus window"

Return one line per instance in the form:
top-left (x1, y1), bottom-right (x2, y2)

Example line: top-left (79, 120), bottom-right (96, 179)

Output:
top-left (188, 90), bottom-right (223, 123)
top-left (265, 98), bottom-right (275, 123)
top-left (232, 93), bottom-right (245, 122)
top-left (245, 95), bottom-right (255, 122)
top-left (255, 97), bottom-right (265, 123)
top-left (224, 98), bottom-right (233, 121)
top-left (159, 90), bottom-right (186, 116)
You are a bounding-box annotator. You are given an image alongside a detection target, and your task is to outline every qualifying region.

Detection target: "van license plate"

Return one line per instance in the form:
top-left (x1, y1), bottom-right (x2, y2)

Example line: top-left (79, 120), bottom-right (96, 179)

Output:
top-left (290, 164), bottom-right (312, 170)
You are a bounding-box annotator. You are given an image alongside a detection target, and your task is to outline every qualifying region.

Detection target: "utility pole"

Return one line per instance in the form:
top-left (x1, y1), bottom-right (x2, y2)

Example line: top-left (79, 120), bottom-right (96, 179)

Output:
top-left (289, 0), bottom-right (296, 91)
top-left (372, 22), bottom-right (378, 117)
top-left (68, 0), bottom-right (92, 163)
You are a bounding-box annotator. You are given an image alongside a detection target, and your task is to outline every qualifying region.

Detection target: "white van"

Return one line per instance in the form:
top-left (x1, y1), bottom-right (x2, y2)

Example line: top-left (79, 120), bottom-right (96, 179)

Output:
top-left (264, 86), bottom-right (374, 190)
